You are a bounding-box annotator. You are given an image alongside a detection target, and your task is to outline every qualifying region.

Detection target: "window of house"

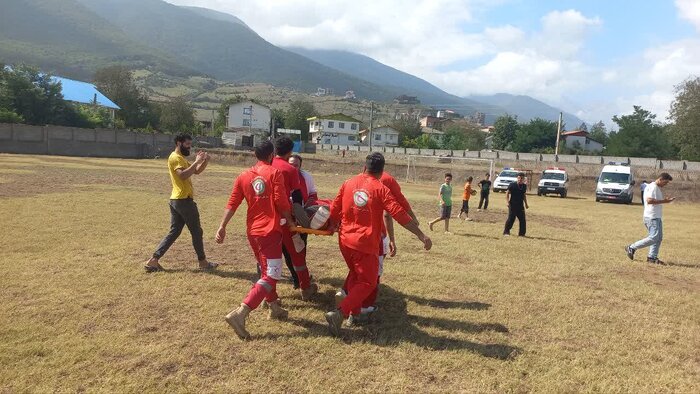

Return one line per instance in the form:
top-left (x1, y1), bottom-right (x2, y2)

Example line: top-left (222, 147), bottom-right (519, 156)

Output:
top-left (390, 135), bottom-right (396, 141)
top-left (314, 121), bottom-right (320, 127)
top-left (347, 135), bottom-right (356, 141)
top-left (375, 134), bottom-right (382, 141)
top-left (242, 119), bottom-right (251, 126)
top-left (351, 123), bottom-right (357, 130)
top-left (339, 122), bottom-right (345, 129)
top-left (324, 138), bottom-right (331, 144)
top-left (328, 121), bottom-right (334, 128)
top-left (585, 138), bottom-right (590, 145)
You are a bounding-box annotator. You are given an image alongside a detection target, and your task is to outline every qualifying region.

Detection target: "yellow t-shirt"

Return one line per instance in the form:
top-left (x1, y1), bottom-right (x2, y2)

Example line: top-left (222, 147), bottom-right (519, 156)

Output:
top-left (168, 151), bottom-right (193, 199)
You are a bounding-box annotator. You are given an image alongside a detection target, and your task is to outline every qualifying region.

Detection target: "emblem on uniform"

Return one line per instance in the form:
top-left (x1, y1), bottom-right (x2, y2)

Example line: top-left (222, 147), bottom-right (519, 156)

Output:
top-left (353, 190), bottom-right (369, 207)
top-left (252, 177), bottom-right (266, 195)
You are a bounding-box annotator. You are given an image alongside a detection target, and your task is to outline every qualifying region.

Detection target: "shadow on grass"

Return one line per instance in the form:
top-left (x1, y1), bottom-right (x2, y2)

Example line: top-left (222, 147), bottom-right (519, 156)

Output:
top-left (452, 232), bottom-right (501, 241)
top-left (666, 261), bottom-right (700, 269)
top-left (265, 277), bottom-right (519, 360)
top-left (521, 236), bottom-right (576, 244)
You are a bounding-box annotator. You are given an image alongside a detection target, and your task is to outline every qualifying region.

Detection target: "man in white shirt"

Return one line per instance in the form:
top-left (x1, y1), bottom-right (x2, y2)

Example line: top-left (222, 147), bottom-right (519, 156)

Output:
top-left (625, 173), bottom-right (675, 265)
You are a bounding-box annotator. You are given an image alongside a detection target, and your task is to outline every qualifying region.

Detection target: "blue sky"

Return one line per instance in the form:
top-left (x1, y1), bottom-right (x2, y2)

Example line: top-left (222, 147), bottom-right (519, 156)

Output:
top-left (166, 0), bottom-right (700, 125)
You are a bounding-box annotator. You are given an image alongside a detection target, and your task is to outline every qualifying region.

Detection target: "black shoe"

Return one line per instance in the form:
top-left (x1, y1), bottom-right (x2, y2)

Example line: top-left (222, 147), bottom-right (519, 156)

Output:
top-left (625, 245), bottom-right (635, 260)
top-left (647, 257), bottom-right (666, 265)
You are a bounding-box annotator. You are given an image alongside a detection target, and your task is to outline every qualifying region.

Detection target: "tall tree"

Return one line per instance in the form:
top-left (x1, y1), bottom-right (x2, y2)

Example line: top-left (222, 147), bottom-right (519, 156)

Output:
top-left (283, 100), bottom-right (317, 142)
top-left (511, 118), bottom-right (558, 152)
top-left (607, 106), bottom-right (676, 158)
top-left (159, 97), bottom-right (195, 134)
top-left (578, 122), bottom-right (588, 132)
top-left (392, 117), bottom-right (422, 145)
top-left (589, 120), bottom-right (609, 147)
top-left (94, 66), bottom-right (155, 128)
top-left (492, 114), bottom-right (519, 150)
top-left (440, 122), bottom-right (485, 151)
top-left (669, 77), bottom-right (700, 161)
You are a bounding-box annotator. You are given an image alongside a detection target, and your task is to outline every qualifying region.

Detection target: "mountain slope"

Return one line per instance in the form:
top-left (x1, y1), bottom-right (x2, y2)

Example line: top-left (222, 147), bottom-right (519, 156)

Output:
top-left (76, 0), bottom-right (403, 101)
top-left (468, 94), bottom-right (583, 129)
top-left (179, 6), bottom-right (251, 30)
top-left (0, 0), bottom-right (193, 79)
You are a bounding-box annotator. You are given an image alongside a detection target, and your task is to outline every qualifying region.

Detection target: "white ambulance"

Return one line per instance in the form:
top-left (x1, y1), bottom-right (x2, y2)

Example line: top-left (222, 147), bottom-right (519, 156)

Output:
top-left (595, 162), bottom-right (635, 204)
top-left (493, 168), bottom-right (522, 192)
top-left (537, 167), bottom-right (569, 198)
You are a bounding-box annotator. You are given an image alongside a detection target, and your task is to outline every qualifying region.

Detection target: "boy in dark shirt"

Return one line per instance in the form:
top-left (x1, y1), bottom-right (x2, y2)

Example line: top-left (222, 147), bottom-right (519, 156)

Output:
top-left (503, 173), bottom-right (529, 236)
top-left (478, 174), bottom-right (491, 211)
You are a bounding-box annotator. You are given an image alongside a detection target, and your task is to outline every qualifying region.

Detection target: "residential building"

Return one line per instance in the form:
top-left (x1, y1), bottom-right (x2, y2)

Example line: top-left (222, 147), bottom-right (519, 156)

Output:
top-left (420, 116), bottom-right (440, 128)
top-left (308, 113), bottom-right (362, 145)
top-left (223, 101), bottom-right (271, 148)
top-left (343, 90), bottom-right (356, 100)
top-left (561, 130), bottom-right (604, 152)
top-left (421, 127), bottom-right (444, 142)
top-left (359, 126), bottom-right (400, 147)
top-left (51, 76), bottom-right (120, 125)
top-left (436, 109), bottom-right (461, 119)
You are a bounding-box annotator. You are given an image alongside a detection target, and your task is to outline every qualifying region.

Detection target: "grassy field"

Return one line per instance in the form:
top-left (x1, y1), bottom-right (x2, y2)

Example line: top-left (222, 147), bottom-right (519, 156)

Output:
top-left (0, 153), bottom-right (698, 393)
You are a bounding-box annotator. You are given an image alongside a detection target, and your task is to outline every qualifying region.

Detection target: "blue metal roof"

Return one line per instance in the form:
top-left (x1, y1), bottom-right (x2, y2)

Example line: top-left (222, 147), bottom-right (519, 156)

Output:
top-left (51, 76), bottom-right (121, 110)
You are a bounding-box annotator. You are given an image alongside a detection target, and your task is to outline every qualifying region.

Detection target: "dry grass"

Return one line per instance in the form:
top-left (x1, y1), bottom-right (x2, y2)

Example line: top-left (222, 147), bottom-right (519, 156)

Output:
top-left (0, 153), bottom-right (699, 393)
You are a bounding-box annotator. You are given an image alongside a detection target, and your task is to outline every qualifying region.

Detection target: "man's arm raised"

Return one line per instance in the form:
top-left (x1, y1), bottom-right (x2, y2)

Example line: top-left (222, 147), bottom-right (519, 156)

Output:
top-left (177, 151), bottom-right (205, 180)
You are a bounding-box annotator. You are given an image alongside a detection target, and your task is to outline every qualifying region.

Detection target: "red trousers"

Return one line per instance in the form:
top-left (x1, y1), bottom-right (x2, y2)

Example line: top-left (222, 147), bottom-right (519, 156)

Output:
top-left (281, 226), bottom-right (311, 290)
top-left (243, 232), bottom-right (283, 310)
top-left (360, 235), bottom-right (388, 308)
top-left (339, 245), bottom-right (379, 317)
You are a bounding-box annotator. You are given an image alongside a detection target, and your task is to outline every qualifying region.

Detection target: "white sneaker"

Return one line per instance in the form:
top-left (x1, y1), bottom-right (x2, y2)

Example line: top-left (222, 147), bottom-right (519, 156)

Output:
top-left (360, 305), bottom-right (378, 314)
top-left (335, 290), bottom-right (347, 307)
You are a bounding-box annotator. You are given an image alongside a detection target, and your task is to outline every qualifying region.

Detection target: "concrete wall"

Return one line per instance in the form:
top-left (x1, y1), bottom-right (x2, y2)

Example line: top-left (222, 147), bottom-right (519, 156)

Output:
top-left (312, 144), bottom-right (700, 172)
top-left (0, 123), bottom-right (222, 159)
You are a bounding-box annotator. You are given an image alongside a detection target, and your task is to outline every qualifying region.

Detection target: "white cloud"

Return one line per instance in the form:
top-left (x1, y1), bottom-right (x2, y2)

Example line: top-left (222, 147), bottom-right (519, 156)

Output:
top-left (676, 0), bottom-right (700, 31)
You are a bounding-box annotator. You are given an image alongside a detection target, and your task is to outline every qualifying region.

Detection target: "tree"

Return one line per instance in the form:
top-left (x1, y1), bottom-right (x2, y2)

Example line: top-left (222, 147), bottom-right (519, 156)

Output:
top-left (403, 133), bottom-right (439, 149)
top-left (578, 122), bottom-right (588, 132)
top-left (393, 117), bottom-right (422, 146)
top-left (511, 118), bottom-right (558, 153)
top-left (440, 122), bottom-right (485, 151)
top-left (94, 66), bottom-right (155, 128)
top-left (159, 97), bottom-right (195, 134)
top-left (669, 77), bottom-right (700, 160)
top-left (589, 120), bottom-right (609, 147)
top-left (284, 100), bottom-right (317, 141)
top-left (492, 114), bottom-right (519, 150)
top-left (607, 106), bottom-right (676, 158)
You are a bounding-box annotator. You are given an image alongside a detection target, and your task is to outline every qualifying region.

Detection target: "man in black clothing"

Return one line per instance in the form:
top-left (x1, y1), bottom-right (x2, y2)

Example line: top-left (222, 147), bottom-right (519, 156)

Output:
top-left (478, 173), bottom-right (491, 210)
top-left (503, 173), bottom-right (529, 236)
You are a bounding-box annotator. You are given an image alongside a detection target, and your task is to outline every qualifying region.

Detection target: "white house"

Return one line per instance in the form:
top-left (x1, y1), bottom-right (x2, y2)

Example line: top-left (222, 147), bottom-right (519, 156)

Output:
top-left (222, 101), bottom-right (271, 147)
top-left (561, 130), bottom-right (604, 152)
top-left (308, 114), bottom-right (362, 145)
top-left (359, 126), bottom-right (400, 147)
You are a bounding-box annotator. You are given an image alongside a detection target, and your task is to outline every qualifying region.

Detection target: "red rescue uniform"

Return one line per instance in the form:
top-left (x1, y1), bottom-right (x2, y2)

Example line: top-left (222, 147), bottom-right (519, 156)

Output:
top-left (226, 161), bottom-right (290, 310)
top-left (271, 157), bottom-right (312, 290)
top-left (330, 173), bottom-right (412, 317)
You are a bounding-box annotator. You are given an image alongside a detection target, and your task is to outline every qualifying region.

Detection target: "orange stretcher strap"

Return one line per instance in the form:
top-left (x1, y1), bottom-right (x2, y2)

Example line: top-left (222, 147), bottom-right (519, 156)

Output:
top-left (290, 227), bottom-right (333, 236)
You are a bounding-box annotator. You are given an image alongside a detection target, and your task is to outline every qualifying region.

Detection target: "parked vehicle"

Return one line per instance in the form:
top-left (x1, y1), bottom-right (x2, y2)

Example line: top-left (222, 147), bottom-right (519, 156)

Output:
top-left (493, 168), bottom-right (522, 192)
top-left (595, 162), bottom-right (635, 204)
top-left (537, 167), bottom-right (568, 198)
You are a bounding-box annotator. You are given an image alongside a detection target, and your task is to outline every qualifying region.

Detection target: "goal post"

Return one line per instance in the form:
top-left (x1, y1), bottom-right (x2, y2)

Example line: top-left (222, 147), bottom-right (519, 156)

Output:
top-left (405, 155), bottom-right (495, 184)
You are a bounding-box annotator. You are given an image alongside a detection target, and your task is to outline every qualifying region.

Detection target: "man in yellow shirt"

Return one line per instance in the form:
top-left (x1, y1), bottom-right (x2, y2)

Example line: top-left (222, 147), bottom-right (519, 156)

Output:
top-left (145, 134), bottom-right (218, 272)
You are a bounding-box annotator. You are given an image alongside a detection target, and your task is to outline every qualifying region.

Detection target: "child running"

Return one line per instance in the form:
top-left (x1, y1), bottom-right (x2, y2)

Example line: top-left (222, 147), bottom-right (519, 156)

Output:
top-left (458, 176), bottom-right (474, 221)
top-left (429, 173), bottom-right (453, 234)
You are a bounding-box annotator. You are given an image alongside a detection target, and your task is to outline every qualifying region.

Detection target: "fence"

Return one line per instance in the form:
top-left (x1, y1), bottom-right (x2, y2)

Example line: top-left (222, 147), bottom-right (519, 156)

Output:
top-left (315, 144), bottom-right (698, 172)
top-left (0, 123), bottom-right (222, 159)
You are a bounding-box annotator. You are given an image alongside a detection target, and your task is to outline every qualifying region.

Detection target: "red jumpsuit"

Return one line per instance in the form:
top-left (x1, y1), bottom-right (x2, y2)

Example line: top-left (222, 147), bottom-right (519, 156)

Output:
top-left (271, 157), bottom-right (312, 290)
top-left (361, 172), bottom-right (414, 308)
top-left (226, 161), bottom-right (290, 310)
top-left (330, 173), bottom-right (412, 317)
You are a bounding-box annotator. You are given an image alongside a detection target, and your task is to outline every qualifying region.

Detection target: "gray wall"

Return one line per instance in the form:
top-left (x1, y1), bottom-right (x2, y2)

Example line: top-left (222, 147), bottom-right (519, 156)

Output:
top-left (0, 123), bottom-right (222, 159)
top-left (314, 144), bottom-right (699, 172)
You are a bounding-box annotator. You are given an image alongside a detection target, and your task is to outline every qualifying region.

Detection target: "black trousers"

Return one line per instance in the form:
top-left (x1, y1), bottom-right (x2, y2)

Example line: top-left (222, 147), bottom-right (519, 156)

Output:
top-left (153, 199), bottom-right (206, 261)
top-left (503, 207), bottom-right (526, 236)
top-left (478, 192), bottom-right (490, 210)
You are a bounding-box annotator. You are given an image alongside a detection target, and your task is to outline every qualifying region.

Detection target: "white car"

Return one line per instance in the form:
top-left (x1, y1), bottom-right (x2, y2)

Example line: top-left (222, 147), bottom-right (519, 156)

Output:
top-left (493, 168), bottom-right (521, 192)
top-left (595, 162), bottom-right (635, 204)
top-left (537, 167), bottom-right (568, 198)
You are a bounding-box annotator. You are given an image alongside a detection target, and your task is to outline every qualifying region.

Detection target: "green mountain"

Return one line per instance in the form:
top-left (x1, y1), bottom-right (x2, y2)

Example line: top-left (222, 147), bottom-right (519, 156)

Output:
top-left (0, 0), bottom-right (193, 79)
top-left (179, 6), bottom-right (251, 30)
top-left (75, 0), bottom-right (403, 100)
top-left (288, 47), bottom-right (585, 126)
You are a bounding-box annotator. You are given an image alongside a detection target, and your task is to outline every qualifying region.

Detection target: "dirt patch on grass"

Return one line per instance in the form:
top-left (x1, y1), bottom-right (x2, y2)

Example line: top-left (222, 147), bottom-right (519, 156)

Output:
top-left (614, 266), bottom-right (700, 293)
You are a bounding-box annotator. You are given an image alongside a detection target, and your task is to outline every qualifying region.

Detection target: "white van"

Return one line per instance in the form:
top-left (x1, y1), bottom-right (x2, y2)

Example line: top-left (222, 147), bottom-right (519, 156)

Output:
top-left (537, 167), bottom-right (568, 198)
top-left (493, 168), bottom-right (521, 192)
top-left (595, 162), bottom-right (635, 204)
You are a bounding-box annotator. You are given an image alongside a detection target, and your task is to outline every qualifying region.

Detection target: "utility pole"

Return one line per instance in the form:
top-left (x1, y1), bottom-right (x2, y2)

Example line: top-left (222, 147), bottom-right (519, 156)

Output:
top-left (369, 101), bottom-right (374, 150)
top-left (555, 111), bottom-right (563, 156)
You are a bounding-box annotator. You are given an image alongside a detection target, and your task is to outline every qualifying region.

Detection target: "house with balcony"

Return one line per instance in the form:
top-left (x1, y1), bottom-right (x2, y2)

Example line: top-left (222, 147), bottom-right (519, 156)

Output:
top-left (308, 114), bottom-right (362, 145)
top-left (359, 125), bottom-right (400, 147)
top-left (561, 130), bottom-right (604, 152)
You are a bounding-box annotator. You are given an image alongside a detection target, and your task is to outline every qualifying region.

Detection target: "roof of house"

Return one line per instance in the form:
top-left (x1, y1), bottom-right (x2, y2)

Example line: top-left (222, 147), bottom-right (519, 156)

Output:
top-left (561, 130), bottom-right (589, 137)
top-left (51, 76), bottom-right (120, 110)
top-left (421, 127), bottom-right (444, 135)
top-left (307, 113), bottom-right (361, 123)
top-left (359, 126), bottom-right (398, 135)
